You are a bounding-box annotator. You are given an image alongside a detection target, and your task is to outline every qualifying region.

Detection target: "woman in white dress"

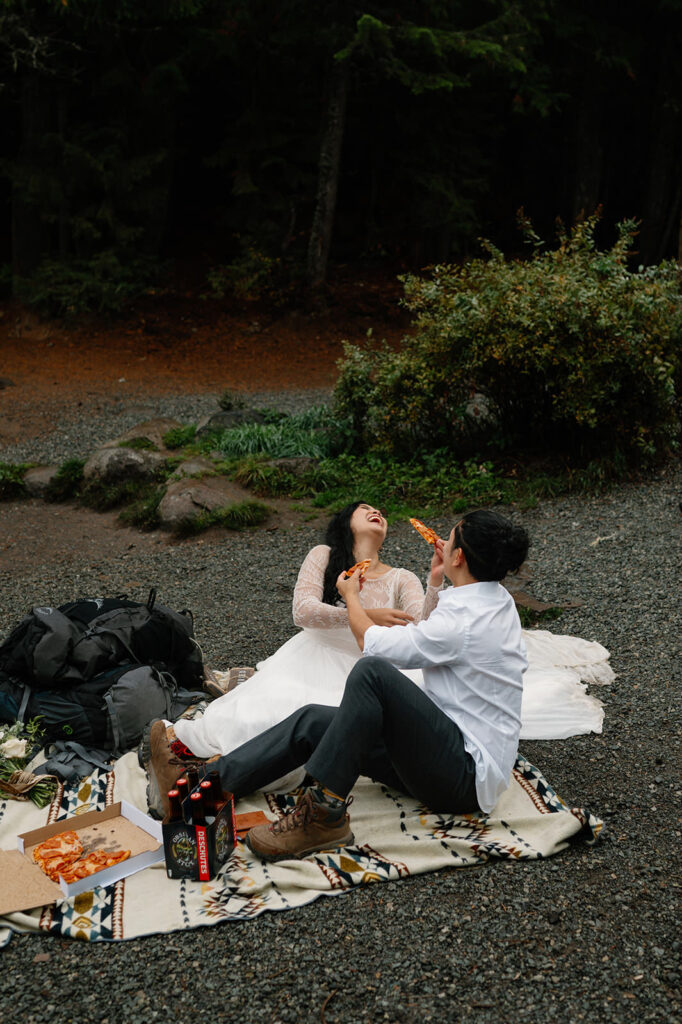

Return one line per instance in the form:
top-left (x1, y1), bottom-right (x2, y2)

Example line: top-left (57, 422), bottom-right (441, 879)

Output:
top-left (172, 501), bottom-right (612, 784)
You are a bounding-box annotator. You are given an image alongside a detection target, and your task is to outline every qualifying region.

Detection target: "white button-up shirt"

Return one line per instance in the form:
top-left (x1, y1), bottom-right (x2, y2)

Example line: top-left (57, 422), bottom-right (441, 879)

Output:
top-left (363, 581), bottom-right (527, 813)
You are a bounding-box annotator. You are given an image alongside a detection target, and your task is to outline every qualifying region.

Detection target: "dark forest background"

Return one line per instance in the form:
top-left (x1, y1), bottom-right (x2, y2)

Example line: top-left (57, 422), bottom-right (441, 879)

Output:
top-left (1, 0), bottom-right (681, 311)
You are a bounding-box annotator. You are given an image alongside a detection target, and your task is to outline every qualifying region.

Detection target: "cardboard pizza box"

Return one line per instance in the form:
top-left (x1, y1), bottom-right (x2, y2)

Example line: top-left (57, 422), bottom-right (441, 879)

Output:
top-left (0, 800), bottom-right (163, 914)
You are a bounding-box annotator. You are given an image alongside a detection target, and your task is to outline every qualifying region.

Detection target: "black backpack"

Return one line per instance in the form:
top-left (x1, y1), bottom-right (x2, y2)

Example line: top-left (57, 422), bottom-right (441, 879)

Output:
top-left (0, 589), bottom-right (204, 691)
top-left (0, 589), bottom-right (206, 757)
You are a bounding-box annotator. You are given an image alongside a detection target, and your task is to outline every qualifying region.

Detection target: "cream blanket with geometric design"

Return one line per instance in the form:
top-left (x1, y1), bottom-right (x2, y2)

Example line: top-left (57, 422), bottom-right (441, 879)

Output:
top-left (0, 752), bottom-right (602, 944)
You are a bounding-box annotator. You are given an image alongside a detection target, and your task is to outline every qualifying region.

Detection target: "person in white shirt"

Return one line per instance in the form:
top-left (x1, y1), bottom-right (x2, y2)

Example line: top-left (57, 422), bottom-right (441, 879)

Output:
top-left (146, 509), bottom-right (529, 861)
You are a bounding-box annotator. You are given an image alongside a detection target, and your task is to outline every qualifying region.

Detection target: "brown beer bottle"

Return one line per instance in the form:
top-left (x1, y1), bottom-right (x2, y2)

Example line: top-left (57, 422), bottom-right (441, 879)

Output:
top-left (167, 788), bottom-right (183, 822)
top-left (199, 779), bottom-right (215, 820)
top-left (207, 770), bottom-right (225, 810)
top-left (185, 766), bottom-right (200, 793)
top-left (189, 790), bottom-right (206, 827)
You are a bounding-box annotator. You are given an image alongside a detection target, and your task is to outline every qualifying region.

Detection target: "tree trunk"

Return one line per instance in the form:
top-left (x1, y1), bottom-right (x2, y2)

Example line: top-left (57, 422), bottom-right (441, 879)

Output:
top-left (639, 36), bottom-right (682, 264)
top-left (570, 72), bottom-right (604, 224)
top-left (306, 60), bottom-right (349, 292)
top-left (11, 73), bottom-right (54, 286)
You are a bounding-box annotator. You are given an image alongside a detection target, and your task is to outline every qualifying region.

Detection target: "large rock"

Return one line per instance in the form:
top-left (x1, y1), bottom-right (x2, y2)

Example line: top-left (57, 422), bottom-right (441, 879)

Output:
top-left (158, 476), bottom-right (255, 530)
top-left (101, 418), bottom-right (183, 452)
top-left (83, 446), bottom-right (167, 484)
top-left (23, 466), bottom-right (60, 497)
top-left (195, 409), bottom-right (267, 438)
top-left (169, 456), bottom-right (216, 480)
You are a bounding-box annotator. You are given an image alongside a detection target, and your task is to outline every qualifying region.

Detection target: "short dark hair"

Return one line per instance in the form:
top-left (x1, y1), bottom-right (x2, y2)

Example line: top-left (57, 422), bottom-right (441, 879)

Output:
top-left (455, 510), bottom-right (529, 581)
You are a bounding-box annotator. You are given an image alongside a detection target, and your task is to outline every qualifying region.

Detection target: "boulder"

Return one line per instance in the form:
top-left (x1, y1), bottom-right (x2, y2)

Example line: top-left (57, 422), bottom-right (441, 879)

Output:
top-left (23, 466), bottom-right (60, 497)
top-left (158, 476), bottom-right (255, 531)
top-left (83, 446), bottom-right (167, 484)
top-left (195, 409), bottom-right (267, 438)
top-left (101, 417), bottom-right (183, 452)
top-left (169, 456), bottom-right (216, 481)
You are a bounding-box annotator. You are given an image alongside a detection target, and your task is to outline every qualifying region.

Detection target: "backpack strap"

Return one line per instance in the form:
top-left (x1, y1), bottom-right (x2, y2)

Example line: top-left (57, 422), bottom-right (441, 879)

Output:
top-left (17, 683), bottom-right (31, 725)
top-left (56, 741), bottom-right (112, 773)
top-left (147, 588), bottom-right (157, 611)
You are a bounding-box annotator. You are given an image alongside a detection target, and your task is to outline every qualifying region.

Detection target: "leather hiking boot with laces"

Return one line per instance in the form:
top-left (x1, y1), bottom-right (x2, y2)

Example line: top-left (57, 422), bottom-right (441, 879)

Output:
top-left (245, 789), bottom-right (354, 862)
top-left (143, 720), bottom-right (204, 820)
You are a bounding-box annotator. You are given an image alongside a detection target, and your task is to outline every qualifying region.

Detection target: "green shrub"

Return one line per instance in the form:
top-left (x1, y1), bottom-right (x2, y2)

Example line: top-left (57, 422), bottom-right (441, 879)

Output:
top-left (15, 250), bottom-right (160, 317)
top-left (334, 215), bottom-right (682, 465)
top-left (174, 500), bottom-right (271, 536)
top-left (0, 463), bottom-right (28, 500)
top-left (214, 406), bottom-right (350, 459)
top-left (162, 425), bottom-right (197, 450)
top-left (44, 459), bottom-right (86, 502)
top-left (118, 486), bottom-right (164, 530)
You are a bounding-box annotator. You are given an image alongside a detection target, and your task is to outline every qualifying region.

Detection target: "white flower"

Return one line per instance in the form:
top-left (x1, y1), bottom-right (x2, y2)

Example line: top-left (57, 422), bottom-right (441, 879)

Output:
top-left (0, 737), bottom-right (28, 758)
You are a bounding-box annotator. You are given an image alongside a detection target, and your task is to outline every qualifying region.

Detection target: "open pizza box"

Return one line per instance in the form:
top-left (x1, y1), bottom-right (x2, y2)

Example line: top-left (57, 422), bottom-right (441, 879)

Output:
top-left (0, 800), bottom-right (164, 914)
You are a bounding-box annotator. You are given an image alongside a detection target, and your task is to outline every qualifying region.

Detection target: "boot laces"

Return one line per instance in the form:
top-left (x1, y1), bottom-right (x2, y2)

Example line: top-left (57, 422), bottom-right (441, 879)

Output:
top-left (270, 791), bottom-right (352, 836)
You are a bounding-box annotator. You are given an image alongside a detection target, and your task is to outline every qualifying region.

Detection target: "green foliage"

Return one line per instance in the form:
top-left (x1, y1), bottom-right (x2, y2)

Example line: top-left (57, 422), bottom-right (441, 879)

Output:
top-left (15, 251), bottom-right (160, 317)
top-left (163, 425), bottom-right (197, 450)
top-left (218, 390), bottom-right (246, 412)
top-left (44, 458), bottom-right (85, 502)
top-left (174, 500), bottom-right (271, 536)
top-left (517, 605), bottom-right (564, 629)
top-left (213, 406), bottom-right (350, 459)
top-left (118, 486), bottom-right (164, 530)
top-left (334, 216), bottom-right (682, 465)
top-left (0, 463), bottom-right (28, 500)
top-left (205, 242), bottom-right (297, 304)
top-left (119, 437), bottom-right (157, 451)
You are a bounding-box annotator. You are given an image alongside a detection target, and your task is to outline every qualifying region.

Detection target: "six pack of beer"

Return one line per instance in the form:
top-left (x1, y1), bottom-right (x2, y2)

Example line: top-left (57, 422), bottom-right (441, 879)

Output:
top-left (161, 768), bottom-right (236, 881)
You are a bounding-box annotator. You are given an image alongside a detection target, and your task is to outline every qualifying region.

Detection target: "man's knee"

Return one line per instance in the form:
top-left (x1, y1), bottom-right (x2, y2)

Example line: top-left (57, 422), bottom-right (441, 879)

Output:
top-left (293, 704), bottom-right (336, 745)
top-left (346, 656), bottom-right (388, 691)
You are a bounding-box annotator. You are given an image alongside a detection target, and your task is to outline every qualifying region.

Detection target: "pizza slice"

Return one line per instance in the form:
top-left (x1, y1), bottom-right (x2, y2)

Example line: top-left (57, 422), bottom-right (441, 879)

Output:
top-left (33, 830), bottom-right (83, 881)
top-left (345, 558), bottom-right (371, 578)
top-left (409, 517), bottom-right (441, 546)
top-left (60, 849), bottom-right (131, 884)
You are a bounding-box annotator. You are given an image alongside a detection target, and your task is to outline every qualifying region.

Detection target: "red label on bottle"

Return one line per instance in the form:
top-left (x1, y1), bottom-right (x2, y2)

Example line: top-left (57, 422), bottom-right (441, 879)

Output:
top-left (196, 826), bottom-right (210, 881)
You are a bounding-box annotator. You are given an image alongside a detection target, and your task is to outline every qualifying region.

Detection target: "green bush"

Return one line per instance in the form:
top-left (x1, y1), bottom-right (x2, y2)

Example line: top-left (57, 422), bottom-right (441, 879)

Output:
top-left (214, 406), bottom-right (351, 459)
top-left (334, 215), bottom-right (682, 464)
top-left (44, 459), bottom-right (85, 502)
top-left (0, 463), bottom-right (28, 500)
top-left (175, 500), bottom-right (271, 536)
top-left (162, 425), bottom-right (197, 450)
top-left (15, 250), bottom-right (160, 317)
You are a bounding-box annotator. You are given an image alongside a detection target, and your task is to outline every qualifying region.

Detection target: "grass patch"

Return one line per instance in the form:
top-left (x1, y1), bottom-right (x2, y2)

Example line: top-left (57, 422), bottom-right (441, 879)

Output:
top-left (44, 458), bottom-right (86, 502)
top-left (212, 405), bottom-right (348, 459)
top-left (118, 437), bottom-right (158, 451)
top-left (516, 606), bottom-right (565, 629)
top-left (173, 500), bottom-right (271, 536)
top-left (163, 425), bottom-right (197, 450)
top-left (0, 463), bottom-right (29, 500)
top-left (118, 485), bottom-right (165, 530)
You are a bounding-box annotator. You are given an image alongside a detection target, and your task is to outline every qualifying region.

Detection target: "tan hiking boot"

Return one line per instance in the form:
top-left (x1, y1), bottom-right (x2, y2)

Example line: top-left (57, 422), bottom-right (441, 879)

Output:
top-left (143, 720), bottom-right (204, 819)
top-left (245, 790), bottom-right (354, 862)
top-left (204, 665), bottom-right (255, 699)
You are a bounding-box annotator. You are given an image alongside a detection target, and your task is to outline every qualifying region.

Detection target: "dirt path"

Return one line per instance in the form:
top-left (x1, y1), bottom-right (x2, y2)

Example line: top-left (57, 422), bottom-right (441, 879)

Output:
top-left (0, 289), bottom-right (408, 444)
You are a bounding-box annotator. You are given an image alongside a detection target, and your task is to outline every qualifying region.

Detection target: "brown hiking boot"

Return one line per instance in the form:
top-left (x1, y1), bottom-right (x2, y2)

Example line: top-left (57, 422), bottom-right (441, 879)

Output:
top-left (245, 790), bottom-right (354, 862)
top-left (143, 720), bottom-right (205, 819)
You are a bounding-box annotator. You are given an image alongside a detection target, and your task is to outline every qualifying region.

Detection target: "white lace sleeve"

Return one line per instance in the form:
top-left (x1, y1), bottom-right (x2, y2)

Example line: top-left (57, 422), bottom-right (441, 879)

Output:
top-left (394, 569), bottom-right (427, 624)
top-left (292, 545), bottom-right (350, 628)
top-left (422, 582), bottom-right (444, 620)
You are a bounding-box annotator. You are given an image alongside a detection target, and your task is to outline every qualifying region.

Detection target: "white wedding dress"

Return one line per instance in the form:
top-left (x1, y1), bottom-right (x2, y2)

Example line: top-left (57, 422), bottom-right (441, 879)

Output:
top-left (174, 545), bottom-right (613, 787)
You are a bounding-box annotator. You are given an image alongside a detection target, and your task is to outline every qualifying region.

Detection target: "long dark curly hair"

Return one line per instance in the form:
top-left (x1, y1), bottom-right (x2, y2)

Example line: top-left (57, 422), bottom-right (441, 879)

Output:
top-left (321, 501), bottom-right (363, 606)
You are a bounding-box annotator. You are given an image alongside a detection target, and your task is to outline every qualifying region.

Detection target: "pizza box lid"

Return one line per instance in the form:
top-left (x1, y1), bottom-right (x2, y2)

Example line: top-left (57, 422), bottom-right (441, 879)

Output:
top-left (0, 800), bottom-right (164, 913)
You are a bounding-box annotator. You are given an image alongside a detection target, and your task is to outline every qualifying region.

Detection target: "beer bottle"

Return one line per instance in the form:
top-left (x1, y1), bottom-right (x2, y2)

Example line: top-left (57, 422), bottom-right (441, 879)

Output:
top-left (189, 790), bottom-right (206, 827)
top-left (167, 788), bottom-right (183, 822)
top-left (185, 766), bottom-right (200, 793)
top-left (207, 770), bottom-right (225, 810)
top-left (199, 779), bottom-right (215, 821)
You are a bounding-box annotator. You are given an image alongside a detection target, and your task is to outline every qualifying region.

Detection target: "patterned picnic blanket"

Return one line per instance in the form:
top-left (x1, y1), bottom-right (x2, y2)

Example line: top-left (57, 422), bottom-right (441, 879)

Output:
top-left (0, 751), bottom-right (601, 944)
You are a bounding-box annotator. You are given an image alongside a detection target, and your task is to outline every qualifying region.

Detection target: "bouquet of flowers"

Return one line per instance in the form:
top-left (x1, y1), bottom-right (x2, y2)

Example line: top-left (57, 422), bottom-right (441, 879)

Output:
top-left (0, 719), bottom-right (57, 808)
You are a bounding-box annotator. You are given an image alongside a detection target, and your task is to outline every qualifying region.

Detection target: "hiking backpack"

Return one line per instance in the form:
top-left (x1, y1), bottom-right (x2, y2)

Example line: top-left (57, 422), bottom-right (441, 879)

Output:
top-left (0, 588), bottom-right (204, 691)
top-left (0, 589), bottom-right (206, 756)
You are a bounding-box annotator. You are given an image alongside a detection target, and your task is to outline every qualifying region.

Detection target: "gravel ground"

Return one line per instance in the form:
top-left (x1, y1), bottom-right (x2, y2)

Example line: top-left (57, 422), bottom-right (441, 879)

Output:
top-left (0, 388), bottom-right (334, 465)
top-left (0, 393), bottom-right (680, 1024)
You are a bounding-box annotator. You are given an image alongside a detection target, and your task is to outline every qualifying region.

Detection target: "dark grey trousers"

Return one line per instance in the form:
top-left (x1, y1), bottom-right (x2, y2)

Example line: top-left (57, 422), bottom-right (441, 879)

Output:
top-left (212, 656), bottom-right (480, 814)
